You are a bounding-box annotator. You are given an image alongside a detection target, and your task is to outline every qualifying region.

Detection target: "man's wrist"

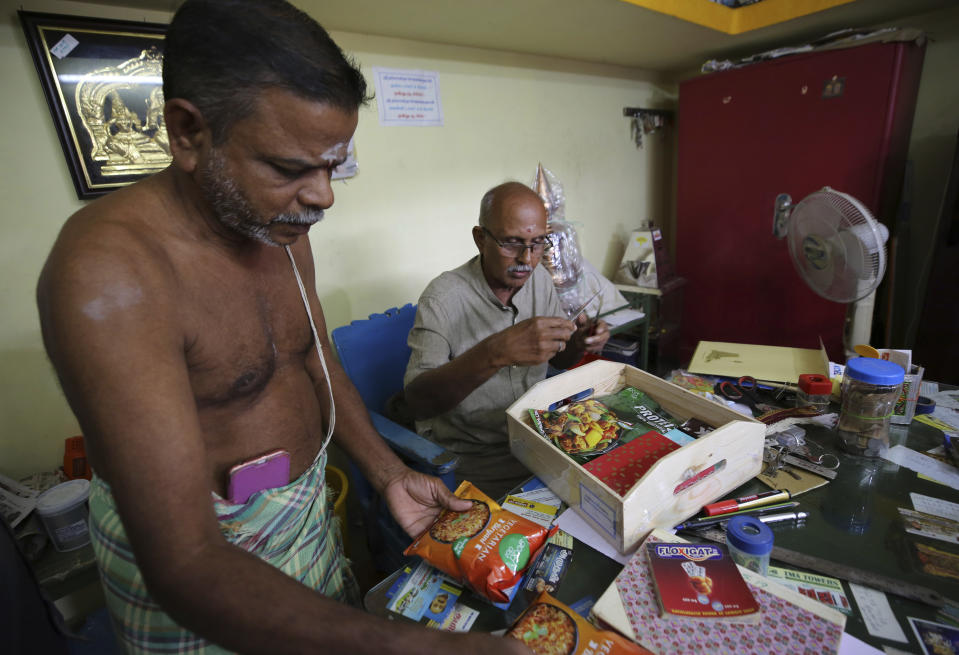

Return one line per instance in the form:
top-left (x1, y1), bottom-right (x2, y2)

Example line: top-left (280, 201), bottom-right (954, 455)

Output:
top-left (369, 461), bottom-right (409, 496)
top-left (478, 335), bottom-right (509, 370)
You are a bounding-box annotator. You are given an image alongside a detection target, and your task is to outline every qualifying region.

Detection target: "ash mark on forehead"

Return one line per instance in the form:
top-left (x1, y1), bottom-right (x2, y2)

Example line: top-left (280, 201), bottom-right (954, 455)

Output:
top-left (318, 141), bottom-right (350, 165)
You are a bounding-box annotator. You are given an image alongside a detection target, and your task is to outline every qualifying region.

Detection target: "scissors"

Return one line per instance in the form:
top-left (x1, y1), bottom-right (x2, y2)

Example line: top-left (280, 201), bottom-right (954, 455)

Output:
top-left (717, 376), bottom-right (775, 415)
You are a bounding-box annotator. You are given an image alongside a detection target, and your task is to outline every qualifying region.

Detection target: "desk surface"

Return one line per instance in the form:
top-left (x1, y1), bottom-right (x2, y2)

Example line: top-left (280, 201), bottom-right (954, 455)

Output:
top-left (366, 413), bottom-right (959, 652)
top-left (733, 417), bottom-right (959, 649)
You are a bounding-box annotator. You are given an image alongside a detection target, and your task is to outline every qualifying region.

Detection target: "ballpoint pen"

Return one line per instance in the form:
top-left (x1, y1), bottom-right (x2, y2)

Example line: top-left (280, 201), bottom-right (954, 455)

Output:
top-left (757, 511), bottom-right (808, 525)
top-left (704, 489), bottom-right (792, 516)
top-left (673, 501), bottom-right (800, 531)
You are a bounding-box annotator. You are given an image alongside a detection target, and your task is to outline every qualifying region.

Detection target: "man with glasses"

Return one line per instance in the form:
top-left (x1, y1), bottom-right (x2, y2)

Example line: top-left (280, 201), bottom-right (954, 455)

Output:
top-left (403, 182), bottom-right (610, 499)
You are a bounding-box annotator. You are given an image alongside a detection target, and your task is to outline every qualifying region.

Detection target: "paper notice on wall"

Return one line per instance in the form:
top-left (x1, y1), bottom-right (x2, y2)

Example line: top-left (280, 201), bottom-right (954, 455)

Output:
top-left (372, 67), bottom-right (444, 126)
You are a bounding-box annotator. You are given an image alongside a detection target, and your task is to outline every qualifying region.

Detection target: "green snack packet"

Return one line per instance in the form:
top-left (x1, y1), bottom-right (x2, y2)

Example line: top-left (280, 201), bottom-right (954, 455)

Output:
top-left (595, 386), bottom-right (699, 446)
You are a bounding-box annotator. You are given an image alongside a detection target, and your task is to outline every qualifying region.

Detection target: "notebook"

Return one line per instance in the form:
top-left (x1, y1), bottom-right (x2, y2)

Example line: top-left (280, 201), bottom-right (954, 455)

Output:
top-left (646, 541), bottom-right (760, 623)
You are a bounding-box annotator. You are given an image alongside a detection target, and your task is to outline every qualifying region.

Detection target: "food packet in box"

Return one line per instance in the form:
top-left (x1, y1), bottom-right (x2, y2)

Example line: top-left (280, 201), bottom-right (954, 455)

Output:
top-left (529, 399), bottom-right (629, 462)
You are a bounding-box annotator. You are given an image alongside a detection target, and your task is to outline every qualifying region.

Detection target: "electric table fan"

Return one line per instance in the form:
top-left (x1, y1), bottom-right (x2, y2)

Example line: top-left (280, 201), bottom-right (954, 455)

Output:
top-left (773, 187), bottom-right (889, 354)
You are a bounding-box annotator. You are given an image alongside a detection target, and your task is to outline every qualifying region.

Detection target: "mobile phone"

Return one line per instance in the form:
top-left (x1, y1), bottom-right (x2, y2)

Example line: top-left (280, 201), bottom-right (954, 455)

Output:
top-left (227, 449), bottom-right (291, 504)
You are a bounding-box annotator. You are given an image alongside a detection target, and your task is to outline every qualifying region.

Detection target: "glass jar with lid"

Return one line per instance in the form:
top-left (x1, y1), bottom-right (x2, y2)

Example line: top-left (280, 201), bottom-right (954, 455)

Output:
top-left (837, 357), bottom-right (904, 457)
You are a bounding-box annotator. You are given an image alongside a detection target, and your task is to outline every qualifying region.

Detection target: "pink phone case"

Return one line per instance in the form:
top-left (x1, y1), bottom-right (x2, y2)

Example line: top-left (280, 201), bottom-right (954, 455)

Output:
top-left (227, 449), bottom-right (291, 504)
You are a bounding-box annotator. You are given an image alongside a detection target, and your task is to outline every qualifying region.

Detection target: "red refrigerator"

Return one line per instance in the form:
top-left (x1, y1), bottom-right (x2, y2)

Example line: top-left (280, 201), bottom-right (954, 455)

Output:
top-left (675, 38), bottom-right (925, 363)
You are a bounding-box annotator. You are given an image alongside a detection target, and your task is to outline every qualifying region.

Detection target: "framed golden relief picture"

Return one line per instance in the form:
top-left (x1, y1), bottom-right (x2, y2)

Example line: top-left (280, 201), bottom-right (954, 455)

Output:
top-left (19, 12), bottom-right (169, 199)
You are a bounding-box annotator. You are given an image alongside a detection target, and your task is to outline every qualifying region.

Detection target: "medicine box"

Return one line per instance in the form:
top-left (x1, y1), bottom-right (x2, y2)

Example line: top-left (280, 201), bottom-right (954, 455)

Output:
top-left (506, 360), bottom-right (764, 553)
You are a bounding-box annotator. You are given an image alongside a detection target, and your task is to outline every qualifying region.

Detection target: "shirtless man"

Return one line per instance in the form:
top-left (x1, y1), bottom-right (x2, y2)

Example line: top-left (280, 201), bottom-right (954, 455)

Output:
top-left (36, 1), bottom-right (529, 653)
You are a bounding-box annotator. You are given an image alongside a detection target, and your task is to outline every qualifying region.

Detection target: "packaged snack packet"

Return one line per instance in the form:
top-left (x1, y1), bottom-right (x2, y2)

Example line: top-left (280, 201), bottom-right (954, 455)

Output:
top-left (404, 481), bottom-right (550, 604)
top-left (595, 386), bottom-right (700, 446)
top-left (506, 591), bottom-right (651, 655)
top-left (529, 399), bottom-right (628, 460)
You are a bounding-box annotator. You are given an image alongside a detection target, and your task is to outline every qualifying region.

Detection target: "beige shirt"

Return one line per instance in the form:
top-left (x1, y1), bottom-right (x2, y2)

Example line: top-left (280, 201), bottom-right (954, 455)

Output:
top-left (405, 256), bottom-right (564, 499)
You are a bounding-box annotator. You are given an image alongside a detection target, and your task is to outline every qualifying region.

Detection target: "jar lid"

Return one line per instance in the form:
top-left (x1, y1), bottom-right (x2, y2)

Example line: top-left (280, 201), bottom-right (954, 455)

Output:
top-left (726, 515), bottom-right (774, 556)
top-left (36, 479), bottom-right (91, 515)
top-left (798, 373), bottom-right (832, 395)
top-left (845, 357), bottom-right (904, 386)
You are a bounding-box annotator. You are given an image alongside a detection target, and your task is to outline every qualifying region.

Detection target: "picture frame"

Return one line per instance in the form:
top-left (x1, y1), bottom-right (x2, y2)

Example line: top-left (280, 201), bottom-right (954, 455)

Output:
top-left (19, 11), bottom-right (169, 199)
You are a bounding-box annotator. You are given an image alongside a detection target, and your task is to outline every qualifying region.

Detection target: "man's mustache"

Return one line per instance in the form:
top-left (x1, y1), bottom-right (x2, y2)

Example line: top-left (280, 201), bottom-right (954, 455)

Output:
top-left (272, 210), bottom-right (325, 226)
top-left (508, 264), bottom-right (533, 274)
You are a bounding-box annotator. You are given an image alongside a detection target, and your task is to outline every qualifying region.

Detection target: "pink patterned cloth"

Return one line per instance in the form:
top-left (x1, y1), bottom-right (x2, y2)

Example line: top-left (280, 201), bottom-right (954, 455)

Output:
top-left (615, 535), bottom-right (845, 654)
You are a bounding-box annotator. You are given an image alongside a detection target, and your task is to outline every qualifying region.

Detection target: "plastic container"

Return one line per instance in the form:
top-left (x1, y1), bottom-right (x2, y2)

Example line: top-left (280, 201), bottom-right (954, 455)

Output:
top-left (837, 358), bottom-right (904, 457)
top-left (36, 479), bottom-right (92, 552)
top-left (325, 465), bottom-right (349, 556)
top-left (796, 373), bottom-right (832, 414)
top-left (726, 515), bottom-right (774, 576)
top-left (63, 435), bottom-right (91, 480)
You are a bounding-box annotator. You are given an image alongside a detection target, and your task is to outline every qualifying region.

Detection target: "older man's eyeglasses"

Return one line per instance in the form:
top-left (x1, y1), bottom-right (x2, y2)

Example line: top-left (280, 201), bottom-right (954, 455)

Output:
top-left (481, 227), bottom-right (552, 257)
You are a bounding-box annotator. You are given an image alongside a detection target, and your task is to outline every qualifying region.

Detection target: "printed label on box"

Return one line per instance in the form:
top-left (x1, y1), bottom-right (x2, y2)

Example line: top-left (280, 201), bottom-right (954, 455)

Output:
top-left (387, 561), bottom-right (463, 625)
top-left (579, 483), bottom-right (616, 537)
top-left (438, 603), bottom-right (479, 632)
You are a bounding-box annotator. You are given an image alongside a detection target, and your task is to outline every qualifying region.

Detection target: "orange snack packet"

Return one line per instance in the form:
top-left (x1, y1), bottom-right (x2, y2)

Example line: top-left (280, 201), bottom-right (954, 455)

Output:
top-left (404, 481), bottom-right (549, 603)
top-left (507, 592), bottom-right (652, 655)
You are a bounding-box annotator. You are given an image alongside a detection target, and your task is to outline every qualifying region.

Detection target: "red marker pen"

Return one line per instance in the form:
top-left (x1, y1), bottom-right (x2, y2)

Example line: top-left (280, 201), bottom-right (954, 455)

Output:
top-left (703, 489), bottom-right (791, 517)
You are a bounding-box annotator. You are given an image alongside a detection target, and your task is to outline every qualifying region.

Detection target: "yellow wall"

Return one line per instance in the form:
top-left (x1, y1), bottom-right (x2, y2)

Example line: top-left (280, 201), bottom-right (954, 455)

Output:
top-left (0, 0), bottom-right (672, 476)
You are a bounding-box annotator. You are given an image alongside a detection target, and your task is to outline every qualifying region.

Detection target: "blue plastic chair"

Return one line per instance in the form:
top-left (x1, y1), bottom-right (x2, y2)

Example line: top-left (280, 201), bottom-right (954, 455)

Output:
top-left (331, 303), bottom-right (458, 572)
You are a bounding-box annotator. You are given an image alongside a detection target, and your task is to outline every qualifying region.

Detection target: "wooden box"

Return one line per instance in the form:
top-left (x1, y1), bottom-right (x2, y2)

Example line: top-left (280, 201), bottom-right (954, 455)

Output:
top-left (506, 360), bottom-right (764, 553)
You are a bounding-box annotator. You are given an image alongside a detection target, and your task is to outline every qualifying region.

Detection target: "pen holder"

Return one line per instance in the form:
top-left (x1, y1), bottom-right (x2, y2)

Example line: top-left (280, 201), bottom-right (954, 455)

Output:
top-left (795, 374), bottom-right (832, 414)
top-left (890, 364), bottom-right (924, 425)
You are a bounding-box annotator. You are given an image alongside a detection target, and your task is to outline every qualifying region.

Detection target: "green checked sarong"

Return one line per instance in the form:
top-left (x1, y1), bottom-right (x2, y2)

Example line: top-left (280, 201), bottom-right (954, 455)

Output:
top-left (89, 449), bottom-right (359, 654)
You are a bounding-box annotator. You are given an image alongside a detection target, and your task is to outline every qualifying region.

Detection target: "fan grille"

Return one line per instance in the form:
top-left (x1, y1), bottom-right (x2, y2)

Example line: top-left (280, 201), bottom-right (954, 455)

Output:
top-left (786, 187), bottom-right (887, 303)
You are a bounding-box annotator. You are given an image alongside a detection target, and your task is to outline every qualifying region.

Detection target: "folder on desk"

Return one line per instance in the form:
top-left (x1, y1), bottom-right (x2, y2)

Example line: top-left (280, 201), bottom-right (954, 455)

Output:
top-left (687, 340), bottom-right (832, 385)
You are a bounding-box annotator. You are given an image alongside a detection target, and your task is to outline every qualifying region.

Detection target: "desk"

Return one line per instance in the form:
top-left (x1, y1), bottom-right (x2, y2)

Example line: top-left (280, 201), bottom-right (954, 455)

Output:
top-left (366, 413), bottom-right (959, 653)
top-left (721, 417), bottom-right (959, 650)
